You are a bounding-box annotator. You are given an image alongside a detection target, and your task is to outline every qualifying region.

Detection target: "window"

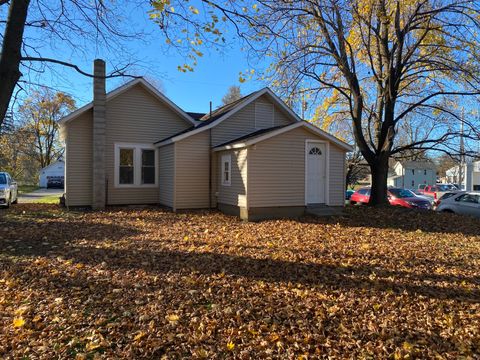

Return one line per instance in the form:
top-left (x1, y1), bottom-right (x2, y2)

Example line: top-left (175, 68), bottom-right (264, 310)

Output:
top-left (411, 180), bottom-right (415, 187)
top-left (358, 188), bottom-right (370, 196)
top-left (424, 170), bottom-right (427, 175)
top-left (389, 188), bottom-right (416, 198)
top-left (309, 147), bottom-right (322, 155)
top-left (412, 169), bottom-right (415, 175)
top-left (115, 144), bottom-right (157, 187)
top-left (439, 192), bottom-right (457, 201)
top-left (119, 148), bottom-right (134, 184)
top-left (142, 149), bottom-right (155, 184)
top-left (221, 154), bottom-right (231, 186)
top-left (456, 194), bottom-right (479, 204)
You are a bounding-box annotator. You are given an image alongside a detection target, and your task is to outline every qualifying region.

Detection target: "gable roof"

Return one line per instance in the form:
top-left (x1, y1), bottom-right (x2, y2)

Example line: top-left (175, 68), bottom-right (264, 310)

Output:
top-left (199, 90), bottom-right (261, 122)
top-left (395, 161), bottom-right (436, 170)
top-left (40, 160), bottom-right (65, 171)
top-left (58, 78), bottom-right (196, 126)
top-left (213, 125), bottom-right (289, 148)
top-left (212, 121), bottom-right (353, 152)
top-left (155, 87), bottom-right (302, 147)
top-left (186, 112), bottom-right (206, 121)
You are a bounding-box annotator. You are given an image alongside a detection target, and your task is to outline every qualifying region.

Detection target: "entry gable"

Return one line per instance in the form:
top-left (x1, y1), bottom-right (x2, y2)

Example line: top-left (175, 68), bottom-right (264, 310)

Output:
top-left (213, 121), bottom-right (353, 152)
top-left (155, 87), bottom-right (301, 147)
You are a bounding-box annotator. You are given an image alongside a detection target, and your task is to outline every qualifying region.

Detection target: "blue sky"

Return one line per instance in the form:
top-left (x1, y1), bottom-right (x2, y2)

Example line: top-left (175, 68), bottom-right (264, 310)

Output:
top-left (16, 1), bottom-right (264, 114)
top-left (4, 0), bottom-right (477, 158)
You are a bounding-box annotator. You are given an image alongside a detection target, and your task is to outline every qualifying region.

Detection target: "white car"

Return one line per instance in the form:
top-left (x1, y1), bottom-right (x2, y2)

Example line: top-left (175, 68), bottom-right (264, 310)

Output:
top-left (0, 172), bottom-right (18, 208)
top-left (436, 191), bottom-right (480, 218)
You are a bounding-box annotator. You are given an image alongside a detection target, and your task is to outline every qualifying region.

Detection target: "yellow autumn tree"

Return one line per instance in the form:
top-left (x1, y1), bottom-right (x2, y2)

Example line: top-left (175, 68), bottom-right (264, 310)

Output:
top-left (18, 89), bottom-right (76, 168)
top-left (153, 0), bottom-right (480, 205)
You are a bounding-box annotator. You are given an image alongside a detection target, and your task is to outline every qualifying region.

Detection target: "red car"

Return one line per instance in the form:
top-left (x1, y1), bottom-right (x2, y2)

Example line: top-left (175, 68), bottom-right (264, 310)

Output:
top-left (350, 187), bottom-right (432, 209)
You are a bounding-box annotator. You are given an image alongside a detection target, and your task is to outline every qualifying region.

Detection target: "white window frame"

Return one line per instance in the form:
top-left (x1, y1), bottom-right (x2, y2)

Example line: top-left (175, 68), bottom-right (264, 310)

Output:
top-left (221, 154), bottom-right (232, 186)
top-left (114, 143), bottom-right (158, 188)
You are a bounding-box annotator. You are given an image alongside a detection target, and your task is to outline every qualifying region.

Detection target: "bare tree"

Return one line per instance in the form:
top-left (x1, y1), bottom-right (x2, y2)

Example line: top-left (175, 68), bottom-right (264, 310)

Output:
top-left (152, 0), bottom-right (480, 205)
top-left (221, 85), bottom-right (242, 106)
top-left (346, 151), bottom-right (370, 189)
top-left (0, 0), bottom-right (143, 128)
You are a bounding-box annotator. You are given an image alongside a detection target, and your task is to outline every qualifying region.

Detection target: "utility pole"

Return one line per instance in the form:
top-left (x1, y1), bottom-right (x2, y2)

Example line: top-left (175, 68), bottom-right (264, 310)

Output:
top-left (301, 90), bottom-right (306, 120)
top-left (459, 108), bottom-right (465, 189)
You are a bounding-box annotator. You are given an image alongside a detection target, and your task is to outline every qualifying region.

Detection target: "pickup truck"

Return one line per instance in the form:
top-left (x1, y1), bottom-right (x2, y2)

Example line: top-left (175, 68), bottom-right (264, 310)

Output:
top-left (0, 171), bottom-right (18, 208)
top-left (420, 184), bottom-right (459, 203)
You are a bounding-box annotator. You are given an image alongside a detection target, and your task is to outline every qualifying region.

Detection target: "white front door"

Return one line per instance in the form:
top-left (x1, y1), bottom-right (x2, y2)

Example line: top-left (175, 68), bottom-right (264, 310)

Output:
top-left (306, 142), bottom-right (327, 204)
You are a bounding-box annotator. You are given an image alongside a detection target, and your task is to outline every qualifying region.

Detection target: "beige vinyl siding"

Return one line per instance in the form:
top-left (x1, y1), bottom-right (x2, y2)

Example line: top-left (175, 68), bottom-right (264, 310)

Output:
top-left (248, 127), bottom-right (306, 207)
top-left (274, 107), bottom-right (294, 126)
top-left (217, 149), bottom-right (248, 206)
top-left (329, 145), bottom-right (346, 206)
top-left (105, 83), bottom-right (191, 205)
top-left (211, 102), bottom-right (255, 147)
top-left (64, 111), bottom-right (93, 206)
top-left (211, 95), bottom-right (296, 146)
top-left (248, 126), bottom-right (346, 207)
top-left (255, 101), bottom-right (274, 129)
top-left (159, 143), bottom-right (175, 208)
top-left (175, 131), bottom-right (210, 209)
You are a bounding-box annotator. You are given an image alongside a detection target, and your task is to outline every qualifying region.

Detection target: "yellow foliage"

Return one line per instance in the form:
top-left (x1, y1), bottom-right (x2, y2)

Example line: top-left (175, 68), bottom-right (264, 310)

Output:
top-left (134, 331), bottom-right (146, 341)
top-left (13, 317), bottom-right (25, 328)
top-left (166, 314), bottom-right (180, 323)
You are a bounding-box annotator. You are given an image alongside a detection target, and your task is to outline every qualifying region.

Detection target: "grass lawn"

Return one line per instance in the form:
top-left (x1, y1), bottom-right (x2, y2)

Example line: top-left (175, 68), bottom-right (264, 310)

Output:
top-left (34, 194), bottom-right (61, 204)
top-left (0, 205), bottom-right (478, 358)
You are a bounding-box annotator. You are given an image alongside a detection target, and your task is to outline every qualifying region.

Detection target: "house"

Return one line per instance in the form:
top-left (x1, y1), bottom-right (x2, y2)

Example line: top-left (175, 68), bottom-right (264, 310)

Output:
top-left (59, 60), bottom-right (352, 220)
top-left (387, 161), bottom-right (436, 189)
top-left (446, 161), bottom-right (480, 191)
top-left (39, 160), bottom-right (64, 188)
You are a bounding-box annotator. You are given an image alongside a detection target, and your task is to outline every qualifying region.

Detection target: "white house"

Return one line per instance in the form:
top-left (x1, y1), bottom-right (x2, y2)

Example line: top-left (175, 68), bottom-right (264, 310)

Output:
top-left (387, 161), bottom-right (436, 189)
top-left (446, 161), bottom-right (480, 191)
top-left (39, 160), bottom-right (65, 188)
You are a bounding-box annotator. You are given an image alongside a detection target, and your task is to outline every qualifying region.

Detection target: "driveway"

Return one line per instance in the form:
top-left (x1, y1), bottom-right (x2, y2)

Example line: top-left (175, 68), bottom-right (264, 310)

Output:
top-left (18, 188), bottom-right (64, 203)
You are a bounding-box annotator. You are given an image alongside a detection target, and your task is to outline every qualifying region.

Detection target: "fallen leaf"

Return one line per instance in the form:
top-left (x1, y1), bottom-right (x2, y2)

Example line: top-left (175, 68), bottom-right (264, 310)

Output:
top-left (13, 317), bottom-right (25, 328)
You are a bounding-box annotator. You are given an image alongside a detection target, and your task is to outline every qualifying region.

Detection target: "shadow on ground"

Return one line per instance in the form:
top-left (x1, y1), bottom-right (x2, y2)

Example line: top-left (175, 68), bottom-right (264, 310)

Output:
top-left (300, 205), bottom-right (480, 236)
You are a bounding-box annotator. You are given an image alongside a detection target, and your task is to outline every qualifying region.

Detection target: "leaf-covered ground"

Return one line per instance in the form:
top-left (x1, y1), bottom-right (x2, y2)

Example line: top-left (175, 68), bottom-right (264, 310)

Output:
top-left (0, 204), bottom-right (479, 359)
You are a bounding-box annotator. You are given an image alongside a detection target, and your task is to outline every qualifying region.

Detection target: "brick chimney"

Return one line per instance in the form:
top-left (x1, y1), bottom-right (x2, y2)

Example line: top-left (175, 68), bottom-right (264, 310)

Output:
top-left (92, 59), bottom-right (106, 209)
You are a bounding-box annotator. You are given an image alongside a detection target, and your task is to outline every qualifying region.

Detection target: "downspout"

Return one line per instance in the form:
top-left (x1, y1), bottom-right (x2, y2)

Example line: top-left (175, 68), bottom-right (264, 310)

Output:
top-left (209, 128), bottom-right (212, 208)
top-left (208, 101), bottom-right (213, 208)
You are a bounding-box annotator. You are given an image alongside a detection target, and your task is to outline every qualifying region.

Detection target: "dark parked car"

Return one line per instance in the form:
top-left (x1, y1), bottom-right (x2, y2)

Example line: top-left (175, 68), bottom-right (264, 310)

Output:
top-left (47, 176), bottom-right (64, 189)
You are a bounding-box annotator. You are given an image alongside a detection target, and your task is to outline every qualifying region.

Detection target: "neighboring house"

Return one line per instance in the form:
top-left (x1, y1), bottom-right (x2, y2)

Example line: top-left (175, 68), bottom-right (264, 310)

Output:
top-left (387, 161), bottom-right (436, 189)
top-left (446, 161), bottom-right (480, 191)
top-left (59, 60), bottom-right (352, 220)
top-left (39, 160), bottom-right (65, 188)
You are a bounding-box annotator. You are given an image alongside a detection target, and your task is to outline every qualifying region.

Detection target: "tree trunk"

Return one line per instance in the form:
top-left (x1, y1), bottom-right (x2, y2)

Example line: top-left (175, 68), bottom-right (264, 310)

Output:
top-left (368, 155), bottom-right (390, 206)
top-left (0, 0), bottom-right (30, 126)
